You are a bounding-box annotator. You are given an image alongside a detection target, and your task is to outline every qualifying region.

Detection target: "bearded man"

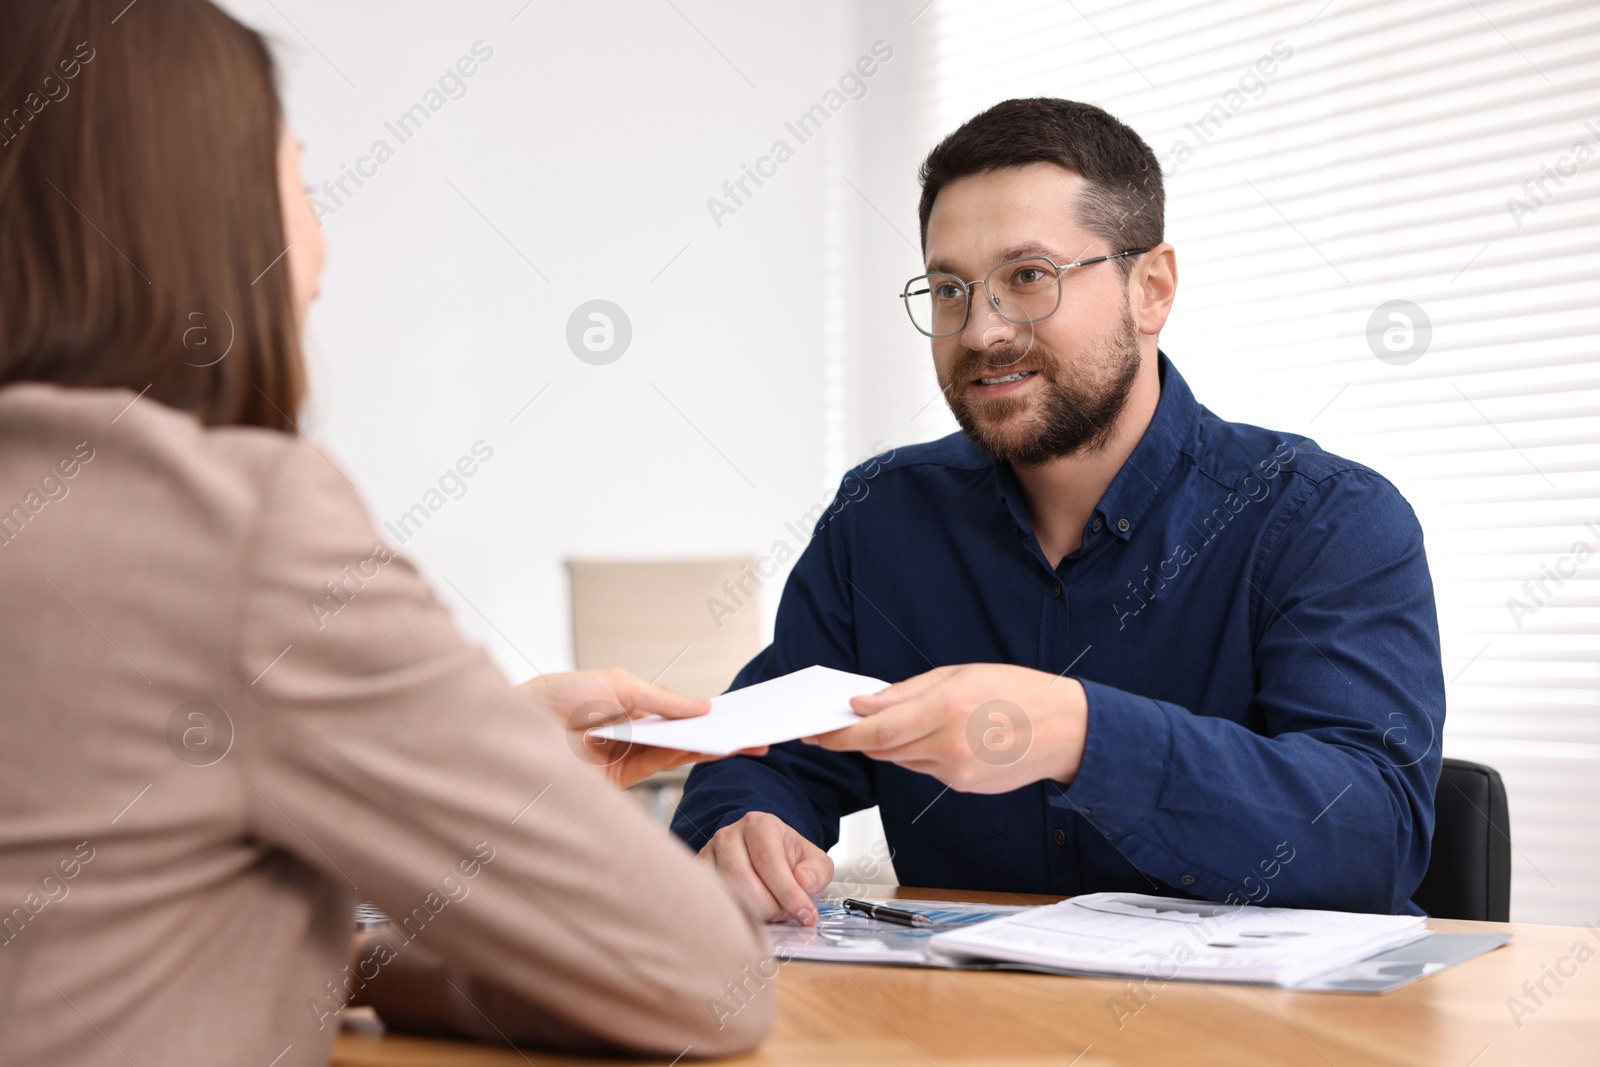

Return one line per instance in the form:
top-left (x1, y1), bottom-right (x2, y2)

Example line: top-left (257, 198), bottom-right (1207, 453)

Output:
top-left (672, 97), bottom-right (1445, 921)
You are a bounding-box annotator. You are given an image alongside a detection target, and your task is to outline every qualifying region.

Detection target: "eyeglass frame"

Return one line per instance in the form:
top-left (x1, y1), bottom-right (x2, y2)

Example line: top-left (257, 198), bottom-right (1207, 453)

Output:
top-left (899, 247), bottom-right (1152, 338)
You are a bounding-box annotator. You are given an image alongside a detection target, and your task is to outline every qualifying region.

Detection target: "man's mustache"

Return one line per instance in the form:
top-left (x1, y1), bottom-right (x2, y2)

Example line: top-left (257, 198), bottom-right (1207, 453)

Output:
top-left (953, 343), bottom-right (1053, 382)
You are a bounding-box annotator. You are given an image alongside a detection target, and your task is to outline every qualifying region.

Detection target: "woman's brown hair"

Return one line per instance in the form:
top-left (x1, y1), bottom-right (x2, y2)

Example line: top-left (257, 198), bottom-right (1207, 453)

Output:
top-left (0, 0), bottom-right (304, 431)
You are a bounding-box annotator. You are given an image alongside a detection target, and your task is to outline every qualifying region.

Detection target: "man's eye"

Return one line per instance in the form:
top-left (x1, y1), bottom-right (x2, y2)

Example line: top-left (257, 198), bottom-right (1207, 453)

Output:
top-left (933, 283), bottom-right (964, 301)
top-left (1012, 268), bottom-right (1046, 285)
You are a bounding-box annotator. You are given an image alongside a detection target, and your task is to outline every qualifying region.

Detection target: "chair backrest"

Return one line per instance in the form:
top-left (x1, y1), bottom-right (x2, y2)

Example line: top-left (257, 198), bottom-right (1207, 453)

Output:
top-left (1412, 758), bottom-right (1511, 922)
top-left (566, 558), bottom-right (763, 700)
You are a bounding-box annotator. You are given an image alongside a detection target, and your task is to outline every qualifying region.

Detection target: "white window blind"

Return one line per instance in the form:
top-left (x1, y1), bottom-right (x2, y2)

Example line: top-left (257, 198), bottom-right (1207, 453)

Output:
top-left (926, 0), bottom-right (1600, 924)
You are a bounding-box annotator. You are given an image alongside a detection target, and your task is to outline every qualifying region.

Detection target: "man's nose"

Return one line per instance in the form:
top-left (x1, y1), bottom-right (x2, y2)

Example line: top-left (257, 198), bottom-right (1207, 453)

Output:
top-left (958, 284), bottom-right (1016, 353)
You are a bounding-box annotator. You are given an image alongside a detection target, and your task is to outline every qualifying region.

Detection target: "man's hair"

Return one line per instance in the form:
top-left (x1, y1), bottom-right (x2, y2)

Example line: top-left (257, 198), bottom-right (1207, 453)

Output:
top-left (0, 0), bottom-right (304, 431)
top-left (917, 98), bottom-right (1164, 275)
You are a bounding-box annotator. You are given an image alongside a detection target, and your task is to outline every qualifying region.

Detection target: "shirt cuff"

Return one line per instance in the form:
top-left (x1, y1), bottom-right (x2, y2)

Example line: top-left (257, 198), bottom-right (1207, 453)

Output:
top-left (1059, 678), bottom-right (1175, 839)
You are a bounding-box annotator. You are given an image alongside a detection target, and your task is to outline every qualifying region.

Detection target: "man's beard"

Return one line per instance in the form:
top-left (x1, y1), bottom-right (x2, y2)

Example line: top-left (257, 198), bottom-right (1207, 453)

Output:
top-left (943, 306), bottom-right (1141, 467)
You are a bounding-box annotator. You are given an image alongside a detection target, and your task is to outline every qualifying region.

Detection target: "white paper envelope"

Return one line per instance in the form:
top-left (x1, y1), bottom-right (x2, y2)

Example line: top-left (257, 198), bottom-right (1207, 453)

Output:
top-left (590, 665), bottom-right (889, 755)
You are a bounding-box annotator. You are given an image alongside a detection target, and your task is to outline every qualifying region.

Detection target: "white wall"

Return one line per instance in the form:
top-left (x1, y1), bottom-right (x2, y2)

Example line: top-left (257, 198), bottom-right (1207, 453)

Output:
top-left (219, 0), bottom-right (930, 683)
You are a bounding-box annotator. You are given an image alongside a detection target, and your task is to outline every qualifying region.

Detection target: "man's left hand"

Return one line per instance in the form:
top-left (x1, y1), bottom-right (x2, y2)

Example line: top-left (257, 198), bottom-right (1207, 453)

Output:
top-left (804, 664), bottom-right (1087, 793)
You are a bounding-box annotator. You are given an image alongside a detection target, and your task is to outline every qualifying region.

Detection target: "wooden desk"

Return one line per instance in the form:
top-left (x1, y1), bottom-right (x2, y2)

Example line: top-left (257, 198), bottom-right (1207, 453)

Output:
top-left (333, 886), bottom-right (1599, 1066)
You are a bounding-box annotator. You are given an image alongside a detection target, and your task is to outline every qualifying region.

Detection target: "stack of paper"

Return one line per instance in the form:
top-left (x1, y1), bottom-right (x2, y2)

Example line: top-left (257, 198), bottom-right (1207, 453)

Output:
top-left (589, 665), bottom-right (888, 755)
top-left (928, 893), bottom-right (1431, 987)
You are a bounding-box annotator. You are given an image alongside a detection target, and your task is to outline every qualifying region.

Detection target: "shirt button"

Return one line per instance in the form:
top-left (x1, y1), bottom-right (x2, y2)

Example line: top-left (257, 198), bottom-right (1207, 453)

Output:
top-left (1117, 517), bottom-right (1130, 533)
top-left (1051, 583), bottom-right (1062, 598)
top-left (1054, 829), bottom-right (1067, 846)
top-left (1092, 517), bottom-right (1103, 532)
top-left (1179, 874), bottom-right (1196, 886)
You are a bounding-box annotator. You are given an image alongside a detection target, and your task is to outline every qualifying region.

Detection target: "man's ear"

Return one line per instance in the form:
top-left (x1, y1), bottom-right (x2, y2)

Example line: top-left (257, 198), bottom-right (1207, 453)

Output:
top-left (1133, 243), bottom-right (1177, 337)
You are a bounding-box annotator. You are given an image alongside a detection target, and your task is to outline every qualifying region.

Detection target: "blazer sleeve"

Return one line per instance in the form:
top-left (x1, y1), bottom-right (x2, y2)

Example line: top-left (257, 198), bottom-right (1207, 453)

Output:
top-left (231, 441), bottom-right (774, 1057)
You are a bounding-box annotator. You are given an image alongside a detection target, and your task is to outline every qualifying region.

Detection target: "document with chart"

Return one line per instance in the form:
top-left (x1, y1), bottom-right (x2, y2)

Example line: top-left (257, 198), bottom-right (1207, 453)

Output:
top-left (771, 893), bottom-right (1507, 993)
top-left (927, 893), bottom-right (1444, 987)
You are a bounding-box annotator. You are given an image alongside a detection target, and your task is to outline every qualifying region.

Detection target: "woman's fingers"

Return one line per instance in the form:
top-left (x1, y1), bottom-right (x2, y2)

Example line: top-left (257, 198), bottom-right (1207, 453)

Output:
top-left (604, 668), bottom-right (712, 719)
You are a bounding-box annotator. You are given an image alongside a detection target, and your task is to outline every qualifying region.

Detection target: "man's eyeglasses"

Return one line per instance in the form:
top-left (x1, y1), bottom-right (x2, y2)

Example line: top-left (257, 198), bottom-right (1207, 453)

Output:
top-left (899, 249), bottom-right (1150, 338)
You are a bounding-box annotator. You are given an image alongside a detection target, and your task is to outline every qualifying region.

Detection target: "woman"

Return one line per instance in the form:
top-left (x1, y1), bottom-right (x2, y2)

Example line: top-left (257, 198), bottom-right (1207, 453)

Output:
top-left (0, 2), bottom-right (773, 1063)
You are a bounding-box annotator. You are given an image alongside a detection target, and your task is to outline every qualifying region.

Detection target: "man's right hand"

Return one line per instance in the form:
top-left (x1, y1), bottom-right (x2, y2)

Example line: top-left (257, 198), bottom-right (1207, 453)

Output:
top-left (698, 811), bottom-right (834, 926)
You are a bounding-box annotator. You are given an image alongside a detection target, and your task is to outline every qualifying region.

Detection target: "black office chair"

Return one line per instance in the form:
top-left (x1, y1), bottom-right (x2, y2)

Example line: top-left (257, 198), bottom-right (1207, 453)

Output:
top-left (1411, 758), bottom-right (1511, 922)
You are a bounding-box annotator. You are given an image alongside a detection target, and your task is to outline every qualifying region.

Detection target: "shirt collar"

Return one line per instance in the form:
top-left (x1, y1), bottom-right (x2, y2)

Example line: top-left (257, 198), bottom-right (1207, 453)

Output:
top-left (992, 350), bottom-right (1198, 545)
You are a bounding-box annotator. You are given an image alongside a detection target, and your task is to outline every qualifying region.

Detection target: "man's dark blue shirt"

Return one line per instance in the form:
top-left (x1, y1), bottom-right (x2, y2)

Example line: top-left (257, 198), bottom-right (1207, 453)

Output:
top-left (672, 353), bottom-right (1445, 914)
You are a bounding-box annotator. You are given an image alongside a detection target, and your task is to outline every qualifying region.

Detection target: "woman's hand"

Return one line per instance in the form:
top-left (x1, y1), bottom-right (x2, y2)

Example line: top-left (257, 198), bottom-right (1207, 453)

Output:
top-left (517, 668), bottom-right (767, 789)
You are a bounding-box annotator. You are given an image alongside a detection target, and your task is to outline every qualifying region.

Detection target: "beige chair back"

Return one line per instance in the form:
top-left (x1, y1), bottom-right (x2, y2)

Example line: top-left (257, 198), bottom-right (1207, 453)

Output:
top-left (566, 558), bottom-right (764, 700)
